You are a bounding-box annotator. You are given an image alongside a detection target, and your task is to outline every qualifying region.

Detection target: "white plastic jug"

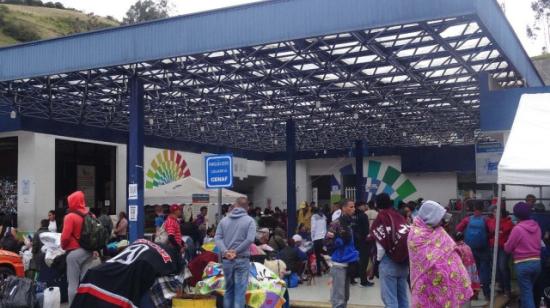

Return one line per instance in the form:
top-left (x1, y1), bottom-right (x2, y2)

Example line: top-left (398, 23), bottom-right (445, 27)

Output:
top-left (43, 286), bottom-right (60, 308)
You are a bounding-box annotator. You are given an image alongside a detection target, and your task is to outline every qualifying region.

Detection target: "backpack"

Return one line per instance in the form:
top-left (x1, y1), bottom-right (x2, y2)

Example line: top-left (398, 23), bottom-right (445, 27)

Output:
top-left (73, 212), bottom-right (110, 251)
top-left (386, 213), bottom-right (410, 264)
top-left (0, 276), bottom-right (35, 308)
top-left (464, 215), bottom-right (488, 249)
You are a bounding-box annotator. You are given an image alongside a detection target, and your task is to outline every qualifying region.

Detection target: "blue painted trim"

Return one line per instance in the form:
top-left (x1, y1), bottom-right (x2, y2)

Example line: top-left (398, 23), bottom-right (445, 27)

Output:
top-left (127, 76), bottom-right (145, 242)
top-left (0, 0), bottom-right (487, 81)
top-left (286, 119), bottom-right (297, 237)
top-left (480, 73), bottom-right (550, 131)
top-left (0, 114), bottom-right (21, 132)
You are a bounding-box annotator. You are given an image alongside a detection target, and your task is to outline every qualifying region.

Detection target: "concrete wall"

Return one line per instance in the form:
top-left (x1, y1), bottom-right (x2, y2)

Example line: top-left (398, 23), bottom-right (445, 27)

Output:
top-left (404, 172), bottom-right (458, 205)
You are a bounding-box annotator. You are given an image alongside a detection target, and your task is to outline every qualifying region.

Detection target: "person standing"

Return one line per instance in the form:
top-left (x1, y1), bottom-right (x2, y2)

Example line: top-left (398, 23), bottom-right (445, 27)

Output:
top-left (325, 200), bottom-right (359, 308)
top-left (365, 201), bottom-right (378, 226)
top-left (505, 202), bottom-right (542, 308)
top-left (487, 205), bottom-right (514, 298)
top-left (408, 201), bottom-right (473, 307)
top-left (165, 204), bottom-right (183, 251)
top-left (351, 201), bottom-right (373, 287)
top-left (61, 191), bottom-right (95, 305)
top-left (297, 202), bottom-right (312, 232)
top-left (370, 193), bottom-right (410, 308)
top-left (47, 210), bottom-right (58, 232)
top-left (311, 206), bottom-right (328, 276)
top-left (215, 197), bottom-right (256, 308)
top-left (456, 202), bottom-right (491, 299)
top-left (113, 211), bottom-right (128, 241)
top-left (154, 205), bottom-right (165, 233)
top-left (195, 206), bottom-right (208, 246)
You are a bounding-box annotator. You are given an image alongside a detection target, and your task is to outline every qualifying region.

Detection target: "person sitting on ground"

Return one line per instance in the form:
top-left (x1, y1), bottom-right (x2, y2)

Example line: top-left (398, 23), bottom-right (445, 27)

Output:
top-left (0, 213), bottom-right (20, 253)
top-left (203, 226), bottom-right (215, 244)
top-left (47, 210), bottom-right (58, 232)
top-left (277, 236), bottom-right (307, 277)
top-left (297, 223), bottom-right (311, 242)
top-left (29, 219), bottom-right (50, 274)
top-left (408, 201), bottom-right (473, 307)
top-left (114, 211), bottom-right (128, 241)
top-left (505, 202), bottom-right (542, 308)
top-left (269, 227), bottom-right (287, 253)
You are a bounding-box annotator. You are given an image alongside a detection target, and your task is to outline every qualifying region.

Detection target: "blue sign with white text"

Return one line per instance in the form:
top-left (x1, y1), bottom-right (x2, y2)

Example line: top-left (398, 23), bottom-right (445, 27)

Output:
top-left (205, 155), bottom-right (233, 188)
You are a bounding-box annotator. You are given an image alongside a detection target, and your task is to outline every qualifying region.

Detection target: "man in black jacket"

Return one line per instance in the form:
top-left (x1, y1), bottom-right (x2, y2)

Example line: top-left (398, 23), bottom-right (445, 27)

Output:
top-left (350, 201), bottom-right (373, 287)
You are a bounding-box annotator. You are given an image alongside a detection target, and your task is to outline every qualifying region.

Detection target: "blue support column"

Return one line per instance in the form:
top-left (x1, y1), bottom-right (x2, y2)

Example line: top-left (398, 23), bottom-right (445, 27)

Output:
top-left (286, 119), bottom-right (297, 237)
top-left (127, 76), bottom-right (144, 242)
top-left (355, 140), bottom-right (365, 202)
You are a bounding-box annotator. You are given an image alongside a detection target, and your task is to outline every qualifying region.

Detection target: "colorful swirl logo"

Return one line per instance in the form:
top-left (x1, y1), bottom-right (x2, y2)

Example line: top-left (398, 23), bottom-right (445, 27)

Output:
top-left (145, 150), bottom-right (191, 189)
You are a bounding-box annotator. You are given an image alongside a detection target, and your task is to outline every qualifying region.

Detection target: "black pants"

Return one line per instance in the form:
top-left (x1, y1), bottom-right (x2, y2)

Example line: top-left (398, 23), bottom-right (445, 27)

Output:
top-left (353, 242), bottom-right (369, 284)
top-left (313, 239), bottom-right (328, 275)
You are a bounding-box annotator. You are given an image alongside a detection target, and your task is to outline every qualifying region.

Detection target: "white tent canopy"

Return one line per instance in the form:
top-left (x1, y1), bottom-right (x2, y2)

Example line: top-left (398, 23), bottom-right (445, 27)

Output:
top-left (144, 176), bottom-right (245, 205)
top-left (498, 93), bottom-right (550, 186)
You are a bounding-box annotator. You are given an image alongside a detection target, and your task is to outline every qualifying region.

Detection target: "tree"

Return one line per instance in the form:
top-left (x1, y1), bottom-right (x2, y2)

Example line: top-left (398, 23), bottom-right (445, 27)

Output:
top-left (122, 0), bottom-right (171, 25)
top-left (527, 0), bottom-right (550, 54)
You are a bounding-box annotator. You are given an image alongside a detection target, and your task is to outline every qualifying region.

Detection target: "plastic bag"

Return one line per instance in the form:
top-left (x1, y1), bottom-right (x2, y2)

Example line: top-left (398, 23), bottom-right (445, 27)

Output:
top-left (0, 276), bottom-right (35, 308)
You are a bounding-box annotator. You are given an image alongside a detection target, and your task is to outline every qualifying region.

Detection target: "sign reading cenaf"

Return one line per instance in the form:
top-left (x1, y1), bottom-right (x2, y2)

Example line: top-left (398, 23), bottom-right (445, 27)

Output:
top-left (204, 154), bottom-right (233, 189)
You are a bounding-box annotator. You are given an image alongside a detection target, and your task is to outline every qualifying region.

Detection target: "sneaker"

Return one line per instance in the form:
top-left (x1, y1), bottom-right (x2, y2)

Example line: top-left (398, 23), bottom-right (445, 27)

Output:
top-left (360, 281), bottom-right (374, 287)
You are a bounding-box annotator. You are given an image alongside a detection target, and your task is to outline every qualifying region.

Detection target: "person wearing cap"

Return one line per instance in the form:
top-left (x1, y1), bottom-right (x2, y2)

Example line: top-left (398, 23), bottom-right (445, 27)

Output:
top-left (165, 204), bottom-right (183, 250)
top-left (505, 202), bottom-right (542, 308)
top-left (408, 200), bottom-right (473, 308)
top-left (277, 235), bottom-right (307, 276)
top-left (487, 203), bottom-right (514, 297)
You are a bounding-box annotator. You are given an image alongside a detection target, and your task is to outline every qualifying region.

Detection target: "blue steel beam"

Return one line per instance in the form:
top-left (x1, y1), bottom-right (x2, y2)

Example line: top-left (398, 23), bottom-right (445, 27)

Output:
top-left (355, 140), bottom-right (365, 203)
top-left (127, 76), bottom-right (145, 241)
top-left (0, 0), bottom-right (541, 87)
top-left (286, 119), bottom-right (297, 238)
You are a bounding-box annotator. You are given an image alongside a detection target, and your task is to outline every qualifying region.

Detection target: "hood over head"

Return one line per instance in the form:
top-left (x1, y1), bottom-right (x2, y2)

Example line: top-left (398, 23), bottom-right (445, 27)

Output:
top-left (67, 191), bottom-right (89, 214)
top-left (418, 200), bottom-right (446, 227)
top-left (229, 207), bottom-right (248, 218)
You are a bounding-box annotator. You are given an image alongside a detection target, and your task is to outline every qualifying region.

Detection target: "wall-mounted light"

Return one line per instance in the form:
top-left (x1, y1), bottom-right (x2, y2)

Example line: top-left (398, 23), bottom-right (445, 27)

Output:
top-left (10, 111), bottom-right (16, 119)
top-left (200, 126), bottom-right (205, 132)
top-left (402, 132), bottom-right (407, 137)
top-left (316, 101), bottom-right (321, 109)
top-left (274, 139), bottom-right (278, 145)
top-left (323, 149), bottom-right (327, 154)
top-left (381, 123), bottom-right (386, 129)
top-left (148, 118), bottom-right (154, 126)
top-left (353, 113), bottom-right (359, 119)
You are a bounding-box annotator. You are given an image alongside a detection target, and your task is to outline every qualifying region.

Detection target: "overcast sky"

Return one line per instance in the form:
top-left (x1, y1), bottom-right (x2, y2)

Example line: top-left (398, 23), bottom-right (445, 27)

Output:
top-left (56, 0), bottom-right (545, 56)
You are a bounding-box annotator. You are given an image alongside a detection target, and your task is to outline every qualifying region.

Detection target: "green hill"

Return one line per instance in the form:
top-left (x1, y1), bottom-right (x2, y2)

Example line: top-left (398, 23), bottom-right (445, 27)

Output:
top-left (0, 4), bottom-right (119, 47)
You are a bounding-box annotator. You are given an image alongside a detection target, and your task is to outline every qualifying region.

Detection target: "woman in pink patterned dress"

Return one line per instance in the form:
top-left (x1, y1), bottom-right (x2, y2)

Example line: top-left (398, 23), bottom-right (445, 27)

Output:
top-left (408, 201), bottom-right (473, 308)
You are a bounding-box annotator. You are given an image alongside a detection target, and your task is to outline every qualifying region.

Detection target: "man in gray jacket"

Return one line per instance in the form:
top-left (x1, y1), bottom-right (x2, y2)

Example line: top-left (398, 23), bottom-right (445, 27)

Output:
top-left (215, 196), bottom-right (256, 308)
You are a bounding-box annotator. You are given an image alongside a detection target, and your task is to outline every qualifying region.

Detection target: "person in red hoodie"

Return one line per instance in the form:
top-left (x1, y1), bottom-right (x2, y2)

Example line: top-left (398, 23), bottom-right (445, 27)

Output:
top-left (487, 205), bottom-right (514, 297)
top-left (61, 191), bottom-right (95, 305)
top-left (505, 202), bottom-right (542, 308)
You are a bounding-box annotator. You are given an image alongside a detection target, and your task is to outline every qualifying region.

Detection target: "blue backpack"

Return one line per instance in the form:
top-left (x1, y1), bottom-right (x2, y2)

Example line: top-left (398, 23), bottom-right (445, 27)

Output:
top-left (464, 215), bottom-right (488, 249)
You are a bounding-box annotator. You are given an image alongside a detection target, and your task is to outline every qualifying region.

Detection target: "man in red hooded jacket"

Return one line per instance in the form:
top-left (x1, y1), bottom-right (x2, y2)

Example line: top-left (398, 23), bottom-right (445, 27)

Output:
top-left (61, 191), bottom-right (95, 305)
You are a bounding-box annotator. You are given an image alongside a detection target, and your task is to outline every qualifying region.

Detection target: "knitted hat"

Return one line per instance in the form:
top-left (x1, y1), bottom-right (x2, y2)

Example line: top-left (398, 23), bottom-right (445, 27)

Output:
top-left (513, 202), bottom-right (531, 220)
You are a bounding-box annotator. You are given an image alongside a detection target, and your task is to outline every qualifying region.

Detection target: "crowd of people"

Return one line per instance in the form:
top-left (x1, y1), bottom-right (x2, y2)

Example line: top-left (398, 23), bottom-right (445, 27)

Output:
top-left (0, 190), bottom-right (549, 308)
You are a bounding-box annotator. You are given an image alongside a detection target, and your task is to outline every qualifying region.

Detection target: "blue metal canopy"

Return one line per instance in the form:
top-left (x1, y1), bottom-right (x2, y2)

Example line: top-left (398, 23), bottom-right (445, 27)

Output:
top-left (0, 0), bottom-right (543, 152)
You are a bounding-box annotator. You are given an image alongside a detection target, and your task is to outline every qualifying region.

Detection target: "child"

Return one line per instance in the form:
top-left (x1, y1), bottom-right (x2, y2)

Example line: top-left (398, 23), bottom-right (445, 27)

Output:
top-left (203, 226), bottom-right (215, 244)
top-left (454, 232), bottom-right (481, 301)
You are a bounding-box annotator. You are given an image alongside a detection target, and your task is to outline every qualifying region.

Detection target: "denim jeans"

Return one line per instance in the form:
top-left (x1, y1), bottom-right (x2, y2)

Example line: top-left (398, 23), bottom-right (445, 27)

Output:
top-left (222, 258), bottom-right (250, 308)
top-left (515, 260), bottom-right (541, 308)
top-left (495, 248), bottom-right (511, 293)
top-left (330, 265), bottom-right (350, 308)
top-left (379, 256), bottom-right (409, 308)
top-left (472, 248), bottom-right (491, 297)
